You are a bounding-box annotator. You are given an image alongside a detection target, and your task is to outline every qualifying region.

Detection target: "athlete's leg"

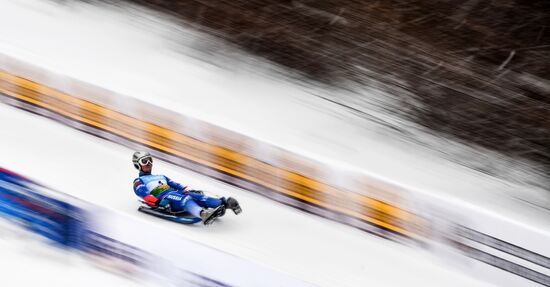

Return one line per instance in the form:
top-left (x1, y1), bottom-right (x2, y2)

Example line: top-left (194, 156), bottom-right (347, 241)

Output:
top-left (187, 191), bottom-right (224, 208)
top-left (168, 194), bottom-right (202, 218)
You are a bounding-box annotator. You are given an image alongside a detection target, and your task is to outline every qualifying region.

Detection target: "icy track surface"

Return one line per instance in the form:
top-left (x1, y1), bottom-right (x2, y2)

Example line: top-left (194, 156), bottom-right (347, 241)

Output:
top-left (0, 106), bottom-right (496, 287)
top-left (0, 218), bottom-right (157, 287)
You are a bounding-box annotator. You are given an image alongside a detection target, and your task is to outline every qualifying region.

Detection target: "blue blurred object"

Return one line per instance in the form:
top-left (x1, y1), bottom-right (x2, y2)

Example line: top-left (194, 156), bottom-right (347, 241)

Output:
top-left (0, 167), bottom-right (85, 248)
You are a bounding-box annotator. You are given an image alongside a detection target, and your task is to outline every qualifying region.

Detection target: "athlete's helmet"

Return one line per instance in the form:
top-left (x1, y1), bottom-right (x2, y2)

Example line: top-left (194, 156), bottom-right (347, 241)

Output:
top-left (132, 151), bottom-right (153, 171)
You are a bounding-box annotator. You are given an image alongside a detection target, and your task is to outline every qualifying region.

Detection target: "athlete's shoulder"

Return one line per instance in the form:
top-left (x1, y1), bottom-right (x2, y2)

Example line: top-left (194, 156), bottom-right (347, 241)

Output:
top-left (133, 177), bottom-right (145, 190)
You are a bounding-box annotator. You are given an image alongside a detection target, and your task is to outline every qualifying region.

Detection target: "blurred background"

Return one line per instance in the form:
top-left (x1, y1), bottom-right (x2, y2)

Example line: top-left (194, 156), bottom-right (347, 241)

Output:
top-left (78, 0), bottom-right (550, 198)
top-left (1, 0), bottom-right (549, 286)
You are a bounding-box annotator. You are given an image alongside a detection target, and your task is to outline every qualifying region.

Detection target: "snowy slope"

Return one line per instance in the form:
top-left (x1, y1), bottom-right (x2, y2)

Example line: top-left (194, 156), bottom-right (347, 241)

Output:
top-left (0, 102), bottom-right (495, 287)
top-left (1, 0), bottom-right (547, 224)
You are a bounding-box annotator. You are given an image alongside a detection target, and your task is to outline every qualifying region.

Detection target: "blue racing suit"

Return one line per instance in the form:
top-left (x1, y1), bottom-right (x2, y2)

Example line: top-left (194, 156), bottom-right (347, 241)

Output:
top-left (133, 171), bottom-right (224, 218)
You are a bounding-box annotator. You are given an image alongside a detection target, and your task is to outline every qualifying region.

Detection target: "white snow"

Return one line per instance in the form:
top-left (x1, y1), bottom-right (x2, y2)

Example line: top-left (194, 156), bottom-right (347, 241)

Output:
top-left (0, 102), bottom-right (495, 287)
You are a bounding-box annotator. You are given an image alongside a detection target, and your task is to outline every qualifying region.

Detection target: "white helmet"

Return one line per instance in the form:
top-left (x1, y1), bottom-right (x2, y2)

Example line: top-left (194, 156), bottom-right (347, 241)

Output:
top-left (132, 151), bottom-right (153, 171)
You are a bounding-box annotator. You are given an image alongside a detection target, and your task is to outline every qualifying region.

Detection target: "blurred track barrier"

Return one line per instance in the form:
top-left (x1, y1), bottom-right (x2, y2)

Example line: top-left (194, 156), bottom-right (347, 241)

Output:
top-left (0, 167), bottom-right (86, 247)
top-left (0, 167), bottom-right (314, 287)
top-left (0, 61), bottom-right (425, 243)
top-left (420, 195), bottom-right (550, 287)
top-left (2, 55), bottom-right (550, 286)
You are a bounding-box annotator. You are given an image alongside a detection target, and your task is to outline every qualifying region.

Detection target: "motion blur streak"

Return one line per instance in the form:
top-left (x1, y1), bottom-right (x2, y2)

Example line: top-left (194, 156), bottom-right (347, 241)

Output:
top-left (0, 69), bottom-right (422, 239)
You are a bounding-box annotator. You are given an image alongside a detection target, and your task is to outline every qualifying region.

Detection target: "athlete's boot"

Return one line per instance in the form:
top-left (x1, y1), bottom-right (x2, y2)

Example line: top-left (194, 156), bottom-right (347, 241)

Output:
top-left (200, 205), bottom-right (226, 225)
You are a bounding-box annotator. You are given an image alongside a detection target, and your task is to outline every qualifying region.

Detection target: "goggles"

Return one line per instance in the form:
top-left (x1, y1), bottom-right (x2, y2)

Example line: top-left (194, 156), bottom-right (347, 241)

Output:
top-left (138, 157), bottom-right (153, 166)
